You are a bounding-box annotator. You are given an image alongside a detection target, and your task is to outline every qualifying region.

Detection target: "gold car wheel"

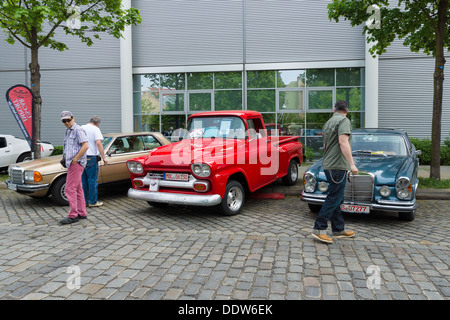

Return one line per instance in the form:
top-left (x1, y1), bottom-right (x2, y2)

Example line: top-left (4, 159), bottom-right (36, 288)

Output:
top-left (51, 177), bottom-right (69, 206)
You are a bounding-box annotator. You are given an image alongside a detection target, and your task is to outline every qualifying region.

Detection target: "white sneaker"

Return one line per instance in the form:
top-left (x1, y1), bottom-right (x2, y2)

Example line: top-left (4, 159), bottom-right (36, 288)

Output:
top-left (89, 201), bottom-right (103, 207)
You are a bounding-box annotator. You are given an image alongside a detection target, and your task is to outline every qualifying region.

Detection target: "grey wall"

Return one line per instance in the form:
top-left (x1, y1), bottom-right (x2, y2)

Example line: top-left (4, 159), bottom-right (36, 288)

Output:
top-left (0, 30), bottom-right (121, 147)
top-left (131, 0), bottom-right (365, 68)
top-left (379, 39), bottom-right (450, 142)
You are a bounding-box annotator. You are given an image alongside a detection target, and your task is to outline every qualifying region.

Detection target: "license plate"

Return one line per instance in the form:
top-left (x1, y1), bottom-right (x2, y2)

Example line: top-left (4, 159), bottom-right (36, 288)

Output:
top-left (149, 178), bottom-right (159, 192)
top-left (164, 173), bottom-right (189, 181)
top-left (341, 204), bottom-right (370, 214)
top-left (6, 181), bottom-right (17, 191)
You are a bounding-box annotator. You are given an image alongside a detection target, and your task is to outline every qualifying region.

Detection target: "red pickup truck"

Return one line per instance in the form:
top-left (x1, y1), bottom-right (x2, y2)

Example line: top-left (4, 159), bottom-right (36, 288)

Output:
top-left (127, 111), bottom-right (303, 215)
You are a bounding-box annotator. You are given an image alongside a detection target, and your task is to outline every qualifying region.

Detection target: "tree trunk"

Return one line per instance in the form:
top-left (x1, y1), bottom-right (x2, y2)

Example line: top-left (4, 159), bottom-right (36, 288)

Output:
top-left (430, 0), bottom-right (448, 180)
top-left (29, 29), bottom-right (42, 159)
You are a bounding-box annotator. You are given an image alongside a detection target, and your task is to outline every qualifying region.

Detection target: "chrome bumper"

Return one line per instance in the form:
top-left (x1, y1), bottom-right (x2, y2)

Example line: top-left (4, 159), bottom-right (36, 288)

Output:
top-left (301, 191), bottom-right (417, 212)
top-left (5, 180), bottom-right (50, 193)
top-left (127, 188), bottom-right (222, 206)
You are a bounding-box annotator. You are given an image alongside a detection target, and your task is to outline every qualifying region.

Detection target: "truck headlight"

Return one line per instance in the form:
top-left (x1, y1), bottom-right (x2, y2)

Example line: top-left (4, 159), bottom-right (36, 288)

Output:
top-left (303, 172), bottom-right (316, 193)
top-left (191, 163), bottom-right (211, 177)
top-left (127, 161), bottom-right (143, 174)
top-left (396, 178), bottom-right (412, 199)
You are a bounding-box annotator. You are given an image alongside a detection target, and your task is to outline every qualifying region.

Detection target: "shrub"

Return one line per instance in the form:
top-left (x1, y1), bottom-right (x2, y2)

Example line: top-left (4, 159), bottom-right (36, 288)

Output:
top-left (51, 146), bottom-right (63, 156)
top-left (303, 146), bottom-right (314, 162)
top-left (411, 134), bottom-right (450, 165)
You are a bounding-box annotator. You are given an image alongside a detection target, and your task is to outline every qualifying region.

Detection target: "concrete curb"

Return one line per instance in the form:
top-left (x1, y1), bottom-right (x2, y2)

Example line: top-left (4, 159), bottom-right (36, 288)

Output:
top-left (257, 183), bottom-right (450, 200)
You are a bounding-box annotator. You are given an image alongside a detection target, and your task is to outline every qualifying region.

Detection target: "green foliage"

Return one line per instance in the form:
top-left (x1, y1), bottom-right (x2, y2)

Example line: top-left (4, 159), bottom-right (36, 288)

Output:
top-left (0, 1), bottom-right (142, 50)
top-left (50, 146), bottom-right (63, 156)
top-left (419, 177), bottom-right (450, 189)
top-left (411, 134), bottom-right (450, 165)
top-left (303, 146), bottom-right (314, 162)
top-left (327, 0), bottom-right (445, 57)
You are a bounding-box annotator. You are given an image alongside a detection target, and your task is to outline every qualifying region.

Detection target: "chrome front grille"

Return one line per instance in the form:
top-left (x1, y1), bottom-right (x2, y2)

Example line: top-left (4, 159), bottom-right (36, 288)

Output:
top-left (10, 167), bottom-right (25, 184)
top-left (344, 174), bottom-right (374, 203)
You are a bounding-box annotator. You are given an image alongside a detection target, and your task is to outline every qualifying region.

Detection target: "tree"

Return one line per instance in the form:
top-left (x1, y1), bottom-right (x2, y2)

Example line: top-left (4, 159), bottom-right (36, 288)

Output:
top-left (0, 0), bottom-right (141, 158)
top-left (328, 0), bottom-right (448, 179)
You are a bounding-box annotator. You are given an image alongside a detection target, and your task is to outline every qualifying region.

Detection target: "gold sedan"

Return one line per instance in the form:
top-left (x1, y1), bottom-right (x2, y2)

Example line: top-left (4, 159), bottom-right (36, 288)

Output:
top-left (5, 132), bottom-right (171, 205)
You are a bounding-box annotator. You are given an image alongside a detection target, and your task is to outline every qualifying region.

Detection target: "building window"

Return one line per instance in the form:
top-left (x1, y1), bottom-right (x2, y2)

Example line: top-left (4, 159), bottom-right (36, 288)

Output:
top-left (133, 67), bottom-right (365, 157)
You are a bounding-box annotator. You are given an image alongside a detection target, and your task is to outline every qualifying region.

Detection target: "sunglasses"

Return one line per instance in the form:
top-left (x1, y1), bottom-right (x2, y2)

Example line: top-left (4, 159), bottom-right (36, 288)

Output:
top-left (62, 118), bottom-right (72, 123)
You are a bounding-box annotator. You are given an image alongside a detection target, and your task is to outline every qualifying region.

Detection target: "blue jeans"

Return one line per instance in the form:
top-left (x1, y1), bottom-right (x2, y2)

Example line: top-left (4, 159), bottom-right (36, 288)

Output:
top-left (313, 170), bottom-right (347, 233)
top-left (82, 156), bottom-right (99, 205)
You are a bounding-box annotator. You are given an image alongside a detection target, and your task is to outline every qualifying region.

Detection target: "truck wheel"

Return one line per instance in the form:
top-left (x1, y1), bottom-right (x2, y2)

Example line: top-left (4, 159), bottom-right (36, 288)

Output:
top-left (220, 180), bottom-right (245, 216)
top-left (147, 201), bottom-right (169, 209)
top-left (282, 159), bottom-right (298, 186)
top-left (398, 210), bottom-right (415, 221)
top-left (51, 176), bottom-right (69, 206)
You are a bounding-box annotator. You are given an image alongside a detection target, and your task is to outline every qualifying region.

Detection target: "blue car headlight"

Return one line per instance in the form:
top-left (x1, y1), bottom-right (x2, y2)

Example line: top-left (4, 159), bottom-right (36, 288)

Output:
top-left (396, 177), bottom-right (412, 199)
top-left (303, 172), bottom-right (316, 193)
top-left (379, 185), bottom-right (391, 198)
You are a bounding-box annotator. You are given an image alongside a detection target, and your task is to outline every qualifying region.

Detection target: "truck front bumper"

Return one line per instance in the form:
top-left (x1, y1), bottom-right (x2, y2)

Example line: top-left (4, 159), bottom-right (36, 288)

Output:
top-left (128, 188), bottom-right (222, 206)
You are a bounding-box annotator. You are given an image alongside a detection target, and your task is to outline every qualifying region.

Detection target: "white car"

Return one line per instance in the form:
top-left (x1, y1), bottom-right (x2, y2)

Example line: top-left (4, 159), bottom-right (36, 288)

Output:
top-left (0, 134), bottom-right (54, 170)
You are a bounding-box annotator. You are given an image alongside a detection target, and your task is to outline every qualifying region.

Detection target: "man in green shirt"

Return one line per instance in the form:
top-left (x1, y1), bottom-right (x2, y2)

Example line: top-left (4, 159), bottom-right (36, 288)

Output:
top-left (311, 100), bottom-right (359, 244)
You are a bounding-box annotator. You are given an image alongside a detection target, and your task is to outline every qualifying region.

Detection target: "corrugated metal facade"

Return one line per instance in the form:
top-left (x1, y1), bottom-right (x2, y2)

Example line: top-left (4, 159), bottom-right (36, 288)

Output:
top-left (132, 0), bottom-right (244, 67)
top-left (379, 39), bottom-right (450, 142)
top-left (0, 31), bottom-right (121, 146)
top-left (245, 0), bottom-right (365, 64)
top-left (0, 0), bottom-right (449, 145)
top-left (132, 0), bottom-right (365, 67)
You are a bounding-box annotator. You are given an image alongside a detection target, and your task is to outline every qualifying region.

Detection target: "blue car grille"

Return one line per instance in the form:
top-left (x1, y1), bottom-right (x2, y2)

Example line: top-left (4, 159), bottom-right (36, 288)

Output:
top-left (344, 174), bottom-right (374, 203)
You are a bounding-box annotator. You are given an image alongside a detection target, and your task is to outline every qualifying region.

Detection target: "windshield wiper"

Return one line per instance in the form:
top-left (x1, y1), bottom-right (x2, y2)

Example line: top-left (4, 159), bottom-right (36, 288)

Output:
top-left (352, 150), bottom-right (387, 157)
top-left (352, 150), bottom-right (372, 154)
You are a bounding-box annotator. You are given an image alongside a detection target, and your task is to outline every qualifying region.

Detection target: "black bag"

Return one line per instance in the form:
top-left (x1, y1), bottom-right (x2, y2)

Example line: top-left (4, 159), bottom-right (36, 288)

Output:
top-left (60, 155), bottom-right (67, 168)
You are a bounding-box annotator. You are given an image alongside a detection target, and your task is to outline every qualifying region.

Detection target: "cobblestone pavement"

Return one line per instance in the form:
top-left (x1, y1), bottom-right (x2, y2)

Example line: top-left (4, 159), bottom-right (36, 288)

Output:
top-left (0, 183), bottom-right (449, 300)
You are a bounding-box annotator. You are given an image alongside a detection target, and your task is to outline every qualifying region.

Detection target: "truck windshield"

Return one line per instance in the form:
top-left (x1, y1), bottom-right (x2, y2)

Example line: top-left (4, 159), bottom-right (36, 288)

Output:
top-left (186, 116), bottom-right (247, 139)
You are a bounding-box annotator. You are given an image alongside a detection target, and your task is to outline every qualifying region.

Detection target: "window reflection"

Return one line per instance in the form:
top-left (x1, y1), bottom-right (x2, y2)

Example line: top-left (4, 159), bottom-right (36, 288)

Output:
top-left (278, 70), bottom-right (305, 88)
top-left (133, 68), bottom-right (365, 159)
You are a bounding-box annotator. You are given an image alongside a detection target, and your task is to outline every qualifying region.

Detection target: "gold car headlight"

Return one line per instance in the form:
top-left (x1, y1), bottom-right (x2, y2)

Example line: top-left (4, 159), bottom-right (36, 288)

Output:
top-left (24, 171), bottom-right (43, 182)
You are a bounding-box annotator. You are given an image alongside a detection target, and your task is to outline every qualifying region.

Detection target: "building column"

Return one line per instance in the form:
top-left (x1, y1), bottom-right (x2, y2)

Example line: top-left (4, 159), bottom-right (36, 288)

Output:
top-left (365, 35), bottom-right (379, 128)
top-left (120, 0), bottom-right (134, 132)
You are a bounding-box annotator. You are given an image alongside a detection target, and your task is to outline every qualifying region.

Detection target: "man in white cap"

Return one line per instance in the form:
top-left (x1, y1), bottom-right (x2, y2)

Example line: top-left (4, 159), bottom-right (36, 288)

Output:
top-left (60, 111), bottom-right (89, 225)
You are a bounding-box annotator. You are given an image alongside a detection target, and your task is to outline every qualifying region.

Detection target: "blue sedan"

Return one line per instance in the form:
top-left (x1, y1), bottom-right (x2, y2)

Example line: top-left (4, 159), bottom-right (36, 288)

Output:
top-left (301, 128), bottom-right (421, 221)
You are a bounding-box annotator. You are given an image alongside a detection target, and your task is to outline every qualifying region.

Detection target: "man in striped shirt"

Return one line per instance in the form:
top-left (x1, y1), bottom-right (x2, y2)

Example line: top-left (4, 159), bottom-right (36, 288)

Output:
top-left (60, 111), bottom-right (89, 225)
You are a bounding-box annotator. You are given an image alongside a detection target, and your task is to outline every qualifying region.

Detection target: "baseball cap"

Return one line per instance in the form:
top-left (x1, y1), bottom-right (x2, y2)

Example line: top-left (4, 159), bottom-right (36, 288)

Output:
top-left (60, 111), bottom-right (73, 120)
